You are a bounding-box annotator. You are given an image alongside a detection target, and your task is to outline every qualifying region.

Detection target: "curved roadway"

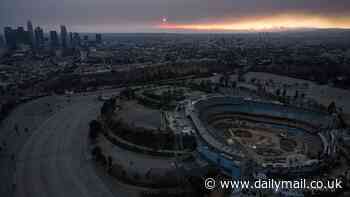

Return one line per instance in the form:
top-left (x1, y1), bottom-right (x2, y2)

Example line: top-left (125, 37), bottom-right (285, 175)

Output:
top-left (0, 93), bottom-right (138, 197)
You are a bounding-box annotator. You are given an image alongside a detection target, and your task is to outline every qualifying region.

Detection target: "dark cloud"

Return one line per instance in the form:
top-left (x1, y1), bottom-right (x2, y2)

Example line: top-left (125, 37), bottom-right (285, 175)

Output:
top-left (1, 0), bottom-right (350, 32)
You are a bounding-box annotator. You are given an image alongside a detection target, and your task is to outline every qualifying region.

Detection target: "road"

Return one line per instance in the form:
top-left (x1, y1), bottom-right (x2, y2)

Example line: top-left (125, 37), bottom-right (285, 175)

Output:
top-left (0, 93), bottom-right (137, 197)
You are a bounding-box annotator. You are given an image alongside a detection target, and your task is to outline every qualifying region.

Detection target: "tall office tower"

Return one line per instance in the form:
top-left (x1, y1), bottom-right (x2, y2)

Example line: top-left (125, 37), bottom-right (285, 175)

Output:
top-left (73, 32), bottom-right (81, 47)
top-left (4, 27), bottom-right (17, 49)
top-left (50, 30), bottom-right (59, 48)
top-left (0, 35), bottom-right (4, 47)
top-left (16, 26), bottom-right (29, 45)
top-left (95, 34), bottom-right (102, 44)
top-left (69, 32), bottom-right (73, 47)
top-left (60, 25), bottom-right (68, 49)
top-left (27, 20), bottom-right (35, 47)
top-left (34, 26), bottom-right (44, 49)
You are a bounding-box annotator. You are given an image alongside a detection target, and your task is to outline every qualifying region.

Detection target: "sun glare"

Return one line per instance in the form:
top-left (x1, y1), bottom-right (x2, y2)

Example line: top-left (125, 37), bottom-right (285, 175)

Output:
top-left (158, 14), bottom-right (350, 31)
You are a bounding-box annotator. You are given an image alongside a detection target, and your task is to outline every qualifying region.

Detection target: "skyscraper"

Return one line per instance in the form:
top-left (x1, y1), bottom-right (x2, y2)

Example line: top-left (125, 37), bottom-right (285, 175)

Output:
top-left (50, 30), bottom-right (59, 48)
top-left (69, 32), bottom-right (73, 47)
top-left (34, 26), bottom-right (44, 49)
top-left (72, 32), bottom-right (81, 48)
top-left (4, 27), bottom-right (17, 49)
top-left (60, 25), bottom-right (68, 49)
top-left (16, 26), bottom-right (29, 45)
top-left (0, 35), bottom-right (4, 47)
top-left (95, 34), bottom-right (102, 44)
top-left (27, 20), bottom-right (35, 47)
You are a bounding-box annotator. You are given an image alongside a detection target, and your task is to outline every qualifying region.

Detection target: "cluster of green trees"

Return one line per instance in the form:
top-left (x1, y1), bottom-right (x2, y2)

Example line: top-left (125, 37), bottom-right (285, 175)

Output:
top-left (0, 99), bottom-right (17, 124)
top-left (188, 80), bottom-right (214, 93)
top-left (100, 98), bottom-right (117, 117)
top-left (91, 145), bottom-right (114, 173)
top-left (106, 119), bottom-right (196, 151)
top-left (89, 120), bottom-right (102, 141)
top-left (110, 122), bottom-right (176, 150)
top-left (188, 77), bottom-right (236, 94)
top-left (273, 88), bottom-right (306, 104)
top-left (89, 119), bottom-right (114, 172)
top-left (120, 87), bottom-right (136, 100)
top-left (139, 88), bottom-right (186, 109)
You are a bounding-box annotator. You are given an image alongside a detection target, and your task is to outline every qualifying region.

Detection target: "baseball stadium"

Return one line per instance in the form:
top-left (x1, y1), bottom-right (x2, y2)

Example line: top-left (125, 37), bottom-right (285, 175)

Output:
top-left (187, 96), bottom-right (339, 179)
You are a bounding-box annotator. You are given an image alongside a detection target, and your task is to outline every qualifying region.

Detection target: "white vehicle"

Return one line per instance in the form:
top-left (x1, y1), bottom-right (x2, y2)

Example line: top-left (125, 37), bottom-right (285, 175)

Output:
top-left (98, 95), bottom-right (111, 101)
top-left (65, 90), bottom-right (74, 95)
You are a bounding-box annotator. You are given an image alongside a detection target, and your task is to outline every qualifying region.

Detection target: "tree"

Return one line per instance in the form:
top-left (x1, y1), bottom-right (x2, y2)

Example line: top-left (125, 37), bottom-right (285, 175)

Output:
top-left (328, 101), bottom-right (337, 114)
top-left (231, 81), bottom-right (237, 89)
top-left (219, 76), bottom-right (225, 87)
top-left (294, 90), bottom-right (299, 100)
top-left (275, 88), bottom-right (281, 96)
top-left (89, 120), bottom-right (102, 140)
top-left (107, 156), bottom-right (113, 173)
top-left (101, 101), bottom-right (110, 116)
top-left (91, 146), bottom-right (102, 160)
top-left (100, 98), bottom-right (116, 116)
top-left (120, 87), bottom-right (135, 100)
top-left (282, 88), bottom-right (287, 97)
top-left (338, 114), bottom-right (347, 129)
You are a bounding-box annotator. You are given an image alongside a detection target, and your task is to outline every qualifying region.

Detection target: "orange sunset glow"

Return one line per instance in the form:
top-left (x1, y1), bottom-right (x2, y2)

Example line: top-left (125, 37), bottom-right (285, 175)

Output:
top-left (158, 14), bottom-right (350, 31)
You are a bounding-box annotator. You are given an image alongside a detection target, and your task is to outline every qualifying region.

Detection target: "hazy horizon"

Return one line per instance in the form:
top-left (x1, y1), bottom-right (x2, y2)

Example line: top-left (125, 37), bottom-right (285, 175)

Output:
top-left (1, 0), bottom-right (350, 33)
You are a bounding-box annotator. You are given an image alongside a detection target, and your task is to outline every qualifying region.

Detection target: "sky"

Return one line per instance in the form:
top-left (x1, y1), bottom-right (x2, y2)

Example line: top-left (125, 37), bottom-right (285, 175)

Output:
top-left (1, 0), bottom-right (350, 33)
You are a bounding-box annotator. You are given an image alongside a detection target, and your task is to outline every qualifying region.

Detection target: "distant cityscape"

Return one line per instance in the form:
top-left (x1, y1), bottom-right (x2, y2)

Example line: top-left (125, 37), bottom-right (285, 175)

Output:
top-left (0, 20), bottom-right (350, 103)
top-left (2, 20), bottom-right (103, 51)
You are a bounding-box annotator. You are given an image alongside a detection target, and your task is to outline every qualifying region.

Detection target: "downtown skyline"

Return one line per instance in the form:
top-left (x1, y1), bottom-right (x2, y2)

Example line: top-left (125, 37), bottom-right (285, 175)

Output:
top-left (2, 19), bottom-right (103, 50)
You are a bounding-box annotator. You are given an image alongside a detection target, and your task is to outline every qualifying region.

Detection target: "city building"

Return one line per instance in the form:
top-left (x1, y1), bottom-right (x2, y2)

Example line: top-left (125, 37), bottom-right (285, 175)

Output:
top-left (50, 30), bottom-right (59, 48)
top-left (15, 26), bottom-right (31, 47)
top-left (72, 32), bottom-right (81, 48)
top-left (60, 25), bottom-right (68, 49)
top-left (0, 35), bottom-right (4, 47)
top-left (34, 26), bottom-right (44, 49)
top-left (69, 32), bottom-right (73, 47)
top-left (27, 20), bottom-right (35, 47)
top-left (4, 27), bottom-right (17, 49)
top-left (95, 33), bottom-right (102, 44)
